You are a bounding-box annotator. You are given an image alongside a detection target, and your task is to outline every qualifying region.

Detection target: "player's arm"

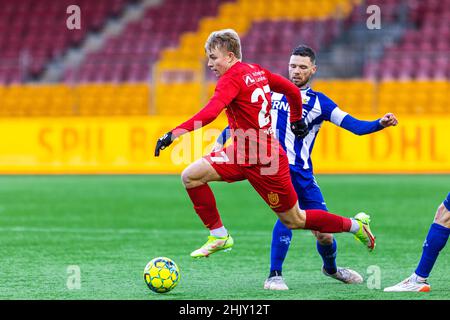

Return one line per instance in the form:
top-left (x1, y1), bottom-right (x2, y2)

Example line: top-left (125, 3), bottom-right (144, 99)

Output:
top-left (154, 98), bottom-right (225, 156)
top-left (264, 69), bottom-right (308, 139)
top-left (332, 109), bottom-right (398, 135)
top-left (155, 77), bottom-right (240, 156)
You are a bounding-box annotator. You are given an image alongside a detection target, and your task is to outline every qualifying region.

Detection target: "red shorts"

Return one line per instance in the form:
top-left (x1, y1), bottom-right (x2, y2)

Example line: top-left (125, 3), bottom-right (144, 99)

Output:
top-left (204, 145), bottom-right (298, 213)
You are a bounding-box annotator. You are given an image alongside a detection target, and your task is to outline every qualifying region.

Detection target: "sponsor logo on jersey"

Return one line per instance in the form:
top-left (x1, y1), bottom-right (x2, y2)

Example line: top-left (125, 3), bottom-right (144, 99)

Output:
top-left (272, 100), bottom-right (290, 111)
top-left (243, 74), bottom-right (256, 86)
top-left (243, 70), bottom-right (268, 87)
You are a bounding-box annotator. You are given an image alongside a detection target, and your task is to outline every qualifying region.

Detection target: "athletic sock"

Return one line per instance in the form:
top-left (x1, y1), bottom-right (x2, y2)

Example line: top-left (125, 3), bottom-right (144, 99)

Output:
top-left (269, 270), bottom-right (282, 278)
top-left (415, 223), bottom-right (450, 278)
top-left (270, 219), bottom-right (292, 273)
top-left (349, 219), bottom-right (361, 234)
top-left (412, 273), bottom-right (428, 283)
top-left (186, 184), bottom-right (223, 230)
top-left (304, 209), bottom-right (352, 233)
top-left (210, 226), bottom-right (228, 237)
top-left (317, 238), bottom-right (338, 275)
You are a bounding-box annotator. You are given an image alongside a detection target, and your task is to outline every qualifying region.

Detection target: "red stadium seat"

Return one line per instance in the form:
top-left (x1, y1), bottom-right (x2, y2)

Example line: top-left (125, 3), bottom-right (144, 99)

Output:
top-left (72, 0), bottom-right (234, 82)
top-left (364, 0), bottom-right (450, 80)
top-left (239, 18), bottom-right (344, 77)
top-left (0, 0), bottom-right (129, 84)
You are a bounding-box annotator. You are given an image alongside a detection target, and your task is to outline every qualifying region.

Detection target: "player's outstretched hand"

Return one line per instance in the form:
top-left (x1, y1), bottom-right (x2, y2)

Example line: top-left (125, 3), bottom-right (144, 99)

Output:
top-left (154, 131), bottom-right (174, 157)
top-left (291, 118), bottom-right (309, 139)
top-left (380, 113), bottom-right (398, 127)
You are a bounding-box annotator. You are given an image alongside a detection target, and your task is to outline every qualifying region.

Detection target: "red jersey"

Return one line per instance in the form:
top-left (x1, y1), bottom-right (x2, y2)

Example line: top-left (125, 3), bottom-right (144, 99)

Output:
top-left (172, 61), bottom-right (302, 165)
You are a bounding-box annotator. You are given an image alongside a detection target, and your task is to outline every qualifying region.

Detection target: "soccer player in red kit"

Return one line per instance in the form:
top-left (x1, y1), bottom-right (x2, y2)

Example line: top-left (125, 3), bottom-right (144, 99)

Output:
top-left (155, 29), bottom-right (375, 258)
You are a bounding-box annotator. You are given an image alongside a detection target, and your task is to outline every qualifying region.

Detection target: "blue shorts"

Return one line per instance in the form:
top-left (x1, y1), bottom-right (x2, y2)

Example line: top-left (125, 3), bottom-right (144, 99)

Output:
top-left (289, 168), bottom-right (327, 211)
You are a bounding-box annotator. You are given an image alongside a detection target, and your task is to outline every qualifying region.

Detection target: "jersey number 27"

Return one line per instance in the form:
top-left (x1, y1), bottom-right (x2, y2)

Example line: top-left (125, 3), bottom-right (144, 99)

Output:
top-left (251, 85), bottom-right (271, 128)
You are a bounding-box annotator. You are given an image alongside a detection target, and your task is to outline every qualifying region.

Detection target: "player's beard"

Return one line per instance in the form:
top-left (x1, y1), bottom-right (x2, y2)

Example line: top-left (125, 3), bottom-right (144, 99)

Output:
top-left (291, 76), bottom-right (310, 88)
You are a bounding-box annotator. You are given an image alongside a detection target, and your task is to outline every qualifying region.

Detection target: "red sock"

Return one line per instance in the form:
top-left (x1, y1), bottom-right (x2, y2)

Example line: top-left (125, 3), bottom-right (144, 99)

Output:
top-left (186, 184), bottom-right (223, 230)
top-left (304, 209), bottom-right (352, 233)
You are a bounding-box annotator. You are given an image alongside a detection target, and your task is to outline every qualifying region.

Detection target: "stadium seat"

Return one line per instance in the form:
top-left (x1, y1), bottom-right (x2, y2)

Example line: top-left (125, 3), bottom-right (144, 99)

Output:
top-left (1, 0), bottom-right (447, 118)
top-left (364, 0), bottom-right (450, 81)
top-left (0, 0), bottom-right (130, 84)
top-left (70, 0), bottom-right (233, 83)
top-left (0, 83), bottom-right (150, 117)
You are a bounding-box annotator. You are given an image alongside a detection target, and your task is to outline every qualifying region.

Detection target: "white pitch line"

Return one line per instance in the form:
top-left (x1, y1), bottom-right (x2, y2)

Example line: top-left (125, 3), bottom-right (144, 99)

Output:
top-left (0, 226), bottom-right (197, 235)
top-left (0, 226), bottom-right (281, 237)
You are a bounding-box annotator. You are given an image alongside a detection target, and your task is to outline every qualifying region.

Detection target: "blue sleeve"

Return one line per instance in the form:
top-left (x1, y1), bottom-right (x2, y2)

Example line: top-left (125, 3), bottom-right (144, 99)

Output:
top-left (316, 93), bottom-right (338, 121)
top-left (444, 193), bottom-right (450, 211)
top-left (340, 114), bottom-right (384, 136)
top-left (216, 126), bottom-right (231, 145)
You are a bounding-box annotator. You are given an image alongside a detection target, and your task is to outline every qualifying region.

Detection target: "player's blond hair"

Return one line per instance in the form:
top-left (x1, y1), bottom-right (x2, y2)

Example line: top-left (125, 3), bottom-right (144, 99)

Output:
top-left (205, 29), bottom-right (242, 59)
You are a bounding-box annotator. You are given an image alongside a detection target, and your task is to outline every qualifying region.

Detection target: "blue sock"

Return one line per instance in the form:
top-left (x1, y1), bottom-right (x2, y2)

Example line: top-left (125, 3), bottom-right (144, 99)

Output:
top-left (317, 238), bottom-right (337, 275)
top-left (415, 223), bottom-right (450, 278)
top-left (270, 219), bottom-right (292, 274)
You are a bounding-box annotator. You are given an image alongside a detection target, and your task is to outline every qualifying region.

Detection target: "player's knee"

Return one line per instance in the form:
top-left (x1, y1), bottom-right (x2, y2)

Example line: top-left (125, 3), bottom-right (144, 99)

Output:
top-left (276, 213), bottom-right (294, 229)
top-left (434, 203), bottom-right (450, 228)
top-left (279, 219), bottom-right (297, 230)
top-left (180, 168), bottom-right (189, 186)
top-left (181, 166), bottom-right (197, 188)
top-left (181, 160), bottom-right (212, 188)
top-left (316, 233), bottom-right (334, 245)
top-left (295, 207), bottom-right (307, 228)
top-left (278, 206), bottom-right (306, 229)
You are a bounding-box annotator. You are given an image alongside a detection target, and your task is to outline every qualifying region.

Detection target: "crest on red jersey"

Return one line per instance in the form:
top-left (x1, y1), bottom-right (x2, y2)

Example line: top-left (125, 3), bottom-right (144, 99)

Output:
top-left (268, 192), bottom-right (280, 207)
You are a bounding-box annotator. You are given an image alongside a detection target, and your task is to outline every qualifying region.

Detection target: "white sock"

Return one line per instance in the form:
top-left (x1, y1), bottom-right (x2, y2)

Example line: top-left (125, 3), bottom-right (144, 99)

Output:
top-left (210, 226), bottom-right (228, 237)
top-left (413, 273), bottom-right (427, 283)
top-left (349, 219), bottom-right (360, 234)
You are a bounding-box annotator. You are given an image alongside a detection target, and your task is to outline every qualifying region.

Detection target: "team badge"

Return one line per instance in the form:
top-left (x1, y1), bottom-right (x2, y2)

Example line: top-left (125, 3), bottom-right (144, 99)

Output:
top-left (268, 192), bottom-right (280, 207)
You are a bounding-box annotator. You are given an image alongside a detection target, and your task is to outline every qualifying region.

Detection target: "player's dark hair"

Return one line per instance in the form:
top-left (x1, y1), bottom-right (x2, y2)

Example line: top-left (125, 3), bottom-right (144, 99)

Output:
top-left (291, 45), bottom-right (316, 64)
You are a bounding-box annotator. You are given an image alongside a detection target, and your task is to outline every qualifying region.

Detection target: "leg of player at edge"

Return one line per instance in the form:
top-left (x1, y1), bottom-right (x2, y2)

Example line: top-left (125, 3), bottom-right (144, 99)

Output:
top-left (181, 158), bottom-right (234, 258)
top-left (265, 223), bottom-right (363, 290)
top-left (384, 192), bottom-right (450, 292)
top-left (267, 231), bottom-right (364, 290)
top-left (182, 158), bottom-right (376, 259)
top-left (264, 211), bottom-right (371, 290)
top-left (275, 203), bottom-right (375, 251)
top-left (265, 181), bottom-right (363, 290)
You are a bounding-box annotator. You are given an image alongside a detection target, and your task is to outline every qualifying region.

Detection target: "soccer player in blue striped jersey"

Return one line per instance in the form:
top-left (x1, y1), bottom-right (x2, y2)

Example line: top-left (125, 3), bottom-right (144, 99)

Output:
top-left (384, 192), bottom-right (450, 292)
top-left (215, 45), bottom-right (398, 290)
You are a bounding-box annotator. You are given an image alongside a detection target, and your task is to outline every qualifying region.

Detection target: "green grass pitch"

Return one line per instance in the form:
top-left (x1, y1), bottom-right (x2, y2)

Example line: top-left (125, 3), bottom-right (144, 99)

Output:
top-left (0, 174), bottom-right (448, 300)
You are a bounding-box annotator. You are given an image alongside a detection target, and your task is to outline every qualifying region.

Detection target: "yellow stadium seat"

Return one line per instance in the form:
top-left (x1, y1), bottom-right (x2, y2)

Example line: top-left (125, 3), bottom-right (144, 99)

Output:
top-left (218, 2), bottom-right (238, 18)
top-left (0, 83), bottom-right (150, 117)
top-left (2, 96), bottom-right (18, 116)
top-left (430, 92), bottom-right (447, 108)
top-left (412, 91), bottom-right (428, 105)
top-left (79, 96), bottom-right (98, 116)
top-left (130, 96), bottom-right (149, 115)
top-left (430, 105), bottom-right (446, 114)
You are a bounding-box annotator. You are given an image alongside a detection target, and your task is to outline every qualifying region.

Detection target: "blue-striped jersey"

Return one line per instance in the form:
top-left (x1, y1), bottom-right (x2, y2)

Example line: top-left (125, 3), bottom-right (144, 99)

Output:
top-left (270, 86), bottom-right (382, 175)
top-left (217, 86), bottom-right (383, 178)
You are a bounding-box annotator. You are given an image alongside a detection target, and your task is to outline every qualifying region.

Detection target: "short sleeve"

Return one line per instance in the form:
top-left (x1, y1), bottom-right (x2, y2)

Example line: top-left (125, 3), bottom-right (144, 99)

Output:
top-left (316, 93), bottom-right (345, 124)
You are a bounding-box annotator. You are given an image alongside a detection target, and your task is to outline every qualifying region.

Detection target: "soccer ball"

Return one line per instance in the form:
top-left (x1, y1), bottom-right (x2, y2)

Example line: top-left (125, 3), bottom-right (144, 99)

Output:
top-left (143, 257), bottom-right (180, 293)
